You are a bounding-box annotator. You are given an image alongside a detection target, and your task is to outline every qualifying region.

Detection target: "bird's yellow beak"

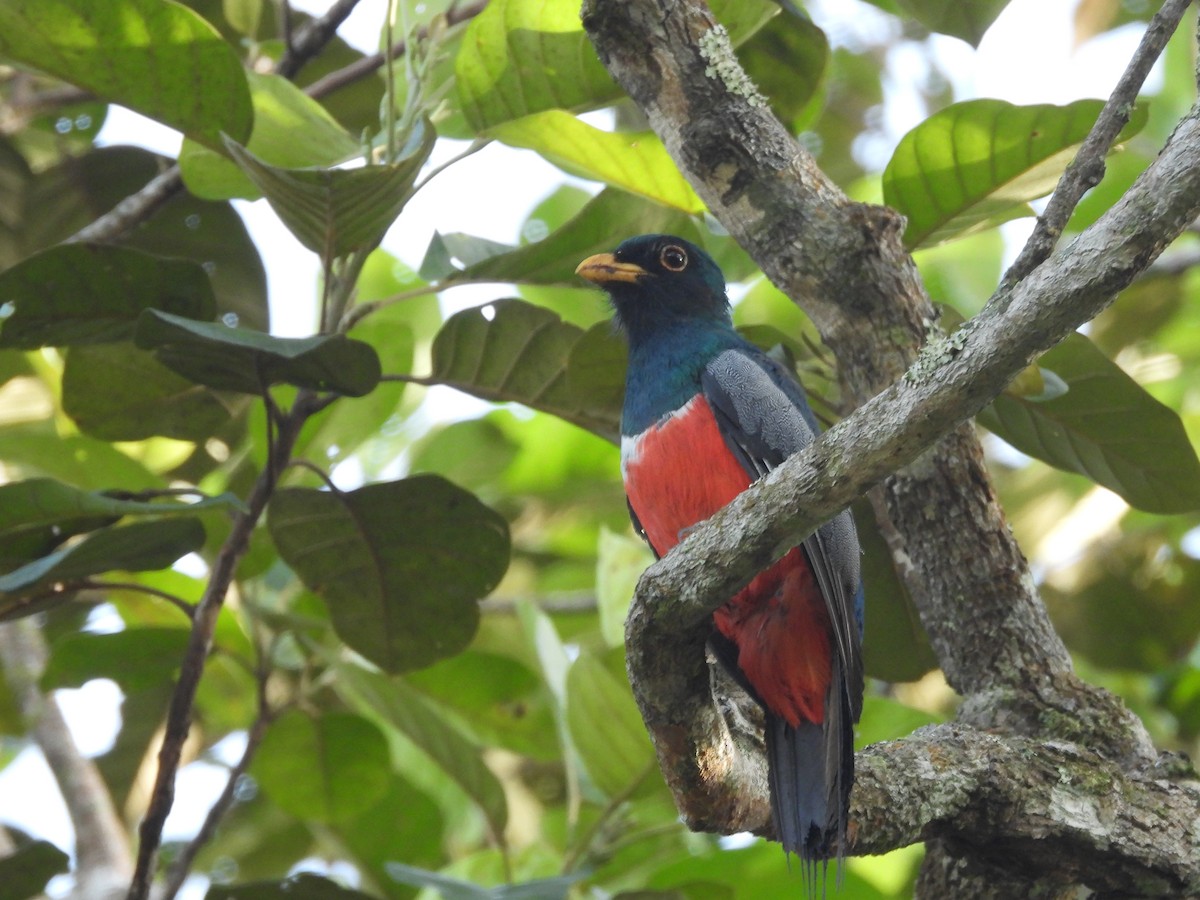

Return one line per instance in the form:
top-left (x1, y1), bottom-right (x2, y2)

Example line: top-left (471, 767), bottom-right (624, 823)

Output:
top-left (575, 253), bottom-right (647, 285)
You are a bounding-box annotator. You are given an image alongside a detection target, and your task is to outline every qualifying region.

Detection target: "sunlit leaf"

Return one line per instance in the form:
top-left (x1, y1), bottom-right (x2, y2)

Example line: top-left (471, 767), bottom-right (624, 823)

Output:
top-left (567, 651), bottom-right (655, 797)
top-left (180, 71), bottom-right (361, 201)
top-left (0, 245), bottom-right (215, 349)
top-left (62, 342), bottom-right (238, 441)
top-left (595, 526), bottom-right (653, 648)
top-left (336, 664), bottom-right (509, 837)
top-left (0, 0), bottom-right (252, 150)
top-left (252, 710), bottom-right (391, 824)
top-left (268, 476), bottom-right (510, 673)
top-left (978, 333), bottom-right (1200, 513)
top-left (135, 310), bottom-right (382, 396)
top-left (883, 99), bottom-right (1148, 248)
top-left (491, 112), bottom-right (704, 214)
top-left (430, 299), bottom-right (623, 442)
top-left (222, 120), bottom-right (435, 259)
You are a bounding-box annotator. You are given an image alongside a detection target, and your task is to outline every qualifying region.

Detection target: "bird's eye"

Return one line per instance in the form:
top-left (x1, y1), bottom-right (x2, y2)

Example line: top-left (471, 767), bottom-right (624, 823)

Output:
top-left (660, 245), bottom-right (688, 272)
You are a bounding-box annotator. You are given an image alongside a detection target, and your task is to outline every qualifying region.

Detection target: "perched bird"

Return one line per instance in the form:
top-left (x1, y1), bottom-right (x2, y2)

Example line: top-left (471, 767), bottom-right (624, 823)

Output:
top-left (576, 234), bottom-right (865, 873)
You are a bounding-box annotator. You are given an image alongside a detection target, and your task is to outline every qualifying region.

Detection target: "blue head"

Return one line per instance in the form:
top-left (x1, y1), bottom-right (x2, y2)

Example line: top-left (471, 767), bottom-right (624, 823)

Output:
top-left (575, 234), bottom-right (731, 348)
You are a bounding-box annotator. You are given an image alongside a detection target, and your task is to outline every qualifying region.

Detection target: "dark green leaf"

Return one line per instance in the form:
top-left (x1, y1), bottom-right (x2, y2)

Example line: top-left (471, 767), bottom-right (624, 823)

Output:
top-left (41, 628), bottom-right (191, 692)
top-left (883, 99), bottom-right (1148, 248)
top-left (337, 775), bottom-right (447, 892)
top-left (410, 419), bottom-right (521, 492)
top-left (62, 342), bottom-right (237, 441)
top-left (336, 664), bottom-right (509, 837)
top-left (430, 299), bottom-right (623, 443)
top-left (268, 476), bottom-right (510, 673)
top-left (0, 244), bottom-right (214, 348)
top-left (0, 518), bottom-right (205, 610)
top-left (207, 873), bottom-right (378, 900)
top-left (741, 12), bottom-right (829, 131)
top-left (0, 478), bottom-right (242, 539)
top-left (0, 838), bottom-right (69, 899)
top-left (0, 0), bottom-right (252, 150)
top-left (135, 310), bottom-right (382, 396)
top-left (222, 121), bottom-right (435, 259)
top-left (892, 0), bottom-right (1010, 45)
top-left (978, 333), bottom-right (1200, 513)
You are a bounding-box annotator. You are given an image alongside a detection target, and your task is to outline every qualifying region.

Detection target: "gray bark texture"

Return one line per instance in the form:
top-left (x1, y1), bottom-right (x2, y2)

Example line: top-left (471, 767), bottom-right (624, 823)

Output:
top-left (580, 1), bottom-right (1200, 896)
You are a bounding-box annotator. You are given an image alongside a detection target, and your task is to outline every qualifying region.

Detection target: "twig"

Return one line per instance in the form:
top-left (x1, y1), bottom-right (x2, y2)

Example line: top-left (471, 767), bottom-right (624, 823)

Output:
top-left (561, 759), bottom-right (656, 873)
top-left (67, 167), bottom-right (184, 245)
top-left (125, 396), bottom-right (313, 900)
top-left (276, 0), bottom-right (366, 79)
top-left (997, 0), bottom-right (1193, 292)
top-left (285, 458), bottom-right (342, 492)
top-left (74, 580), bottom-right (196, 619)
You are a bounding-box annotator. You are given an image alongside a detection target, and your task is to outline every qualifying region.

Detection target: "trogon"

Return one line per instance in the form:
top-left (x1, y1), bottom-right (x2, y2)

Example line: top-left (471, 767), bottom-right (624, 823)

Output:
top-left (576, 234), bottom-right (865, 871)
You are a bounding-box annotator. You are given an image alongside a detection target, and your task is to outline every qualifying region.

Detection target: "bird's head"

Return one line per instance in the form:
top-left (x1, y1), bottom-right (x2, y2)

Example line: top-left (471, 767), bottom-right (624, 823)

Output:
top-left (575, 234), bottom-right (731, 340)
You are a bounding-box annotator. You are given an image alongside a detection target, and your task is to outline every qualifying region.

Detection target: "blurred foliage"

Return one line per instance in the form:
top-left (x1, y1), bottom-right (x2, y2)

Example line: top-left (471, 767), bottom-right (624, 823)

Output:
top-left (0, 1), bottom-right (1197, 899)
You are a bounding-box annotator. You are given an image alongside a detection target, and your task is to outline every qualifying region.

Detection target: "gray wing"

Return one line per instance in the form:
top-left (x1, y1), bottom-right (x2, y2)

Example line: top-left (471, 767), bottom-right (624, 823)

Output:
top-left (701, 348), bottom-right (864, 718)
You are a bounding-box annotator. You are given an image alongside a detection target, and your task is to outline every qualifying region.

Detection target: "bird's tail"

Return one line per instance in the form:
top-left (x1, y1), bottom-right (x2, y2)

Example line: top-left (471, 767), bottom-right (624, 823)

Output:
top-left (765, 678), bottom-right (855, 887)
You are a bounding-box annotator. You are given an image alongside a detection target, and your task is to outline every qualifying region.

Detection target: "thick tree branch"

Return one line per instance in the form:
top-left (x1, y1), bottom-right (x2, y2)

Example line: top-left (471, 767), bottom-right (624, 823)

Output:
top-left (583, 0), bottom-right (1200, 892)
top-left (0, 619), bottom-right (133, 899)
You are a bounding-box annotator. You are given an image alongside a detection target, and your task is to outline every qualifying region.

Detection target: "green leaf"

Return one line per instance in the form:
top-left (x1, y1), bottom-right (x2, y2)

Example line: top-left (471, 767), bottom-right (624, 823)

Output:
top-left (0, 244), bottom-right (215, 349)
top-left (134, 309), bottom-right (382, 396)
top-left (268, 476), bottom-right (510, 673)
top-left (741, 11), bottom-right (829, 131)
top-left (251, 710), bottom-right (391, 824)
top-left (430, 299), bottom-right (623, 442)
top-left (892, 0), bottom-right (1010, 46)
top-left (336, 664), bottom-right (509, 837)
top-left (566, 651), bottom-right (655, 797)
top-left (0, 517), bottom-right (205, 610)
top-left (41, 627), bottom-right (191, 692)
top-left (883, 99), bottom-right (1149, 248)
top-left (0, 839), bottom-right (69, 899)
top-left (0, 477), bottom-right (243, 538)
top-left (491, 112), bottom-right (704, 214)
top-left (62, 342), bottom-right (237, 441)
top-left (222, 120), bottom-right (435, 259)
top-left (455, 0), bottom-right (776, 132)
top-left (978, 333), bottom-right (1200, 513)
top-left (854, 695), bottom-right (941, 750)
top-left (0, 0), bottom-right (252, 150)
top-left (206, 874), bottom-right (380, 900)
top-left (429, 188), bottom-right (696, 288)
top-left (180, 71), bottom-right (361, 201)
top-left (0, 430), bottom-right (159, 491)
top-left (595, 526), bottom-right (653, 648)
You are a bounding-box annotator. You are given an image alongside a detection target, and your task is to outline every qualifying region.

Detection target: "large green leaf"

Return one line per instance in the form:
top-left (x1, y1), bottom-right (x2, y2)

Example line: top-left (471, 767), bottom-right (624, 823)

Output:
top-left (384, 862), bottom-right (582, 900)
top-left (741, 11), bottom-right (829, 131)
top-left (455, 0), bottom-right (776, 132)
top-left (0, 839), bottom-right (69, 899)
top-left (222, 120), bottom-right (435, 260)
top-left (883, 99), bottom-right (1148, 248)
top-left (978, 333), bottom-right (1200, 513)
top-left (893, 0), bottom-right (1010, 46)
top-left (0, 430), bottom-right (160, 491)
top-left (566, 651), bottom-right (655, 798)
top-left (268, 476), bottom-right (510, 673)
top-left (491, 112), bottom-right (705, 214)
top-left (41, 627), bottom-right (191, 691)
top-left (134, 310), bottom-right (382, 396)
top-left (0, 517), bottom-right (206, 616)
top-left (336, 664), bottom-right (509, 838)
top-left (0, 244), bottom-right (215, 349)
top-left (0, 477), bottom-right (243, 537)
top-left (180, 71), bottom-right (361, 201)
top-left (425, 189), bottom-right (696, 288)
top-left (251, 710), bottom-right (392, 824)
top-left (62, 342), bottom-right (238, 441)
top-left (429, 299), bottom-right (624, 442)
top-left (207, 874), bottom-right (378, 900)
top-left (0, 0), bottom-right (252, 150)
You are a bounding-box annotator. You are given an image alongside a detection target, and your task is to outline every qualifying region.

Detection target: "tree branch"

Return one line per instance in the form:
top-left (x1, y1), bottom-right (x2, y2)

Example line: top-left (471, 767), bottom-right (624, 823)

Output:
top-left (0, 619), bottom-right (133, 899)
top-left (582, 0), bottom-right (1200, 892)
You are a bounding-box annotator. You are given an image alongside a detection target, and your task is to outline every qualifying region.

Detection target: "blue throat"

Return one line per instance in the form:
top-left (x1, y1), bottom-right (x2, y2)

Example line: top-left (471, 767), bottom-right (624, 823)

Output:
top-left (621, 318), bottom-right (748, 436)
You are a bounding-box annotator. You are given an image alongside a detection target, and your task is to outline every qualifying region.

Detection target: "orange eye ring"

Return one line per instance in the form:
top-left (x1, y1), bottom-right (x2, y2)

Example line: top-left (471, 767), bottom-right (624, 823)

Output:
top-left (660, 244), bottom-right (688, 272)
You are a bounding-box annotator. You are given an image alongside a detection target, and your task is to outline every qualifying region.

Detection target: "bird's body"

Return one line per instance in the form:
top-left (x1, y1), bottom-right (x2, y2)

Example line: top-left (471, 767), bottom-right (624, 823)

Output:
top-left (577, 235), bottom-right (864, 871)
